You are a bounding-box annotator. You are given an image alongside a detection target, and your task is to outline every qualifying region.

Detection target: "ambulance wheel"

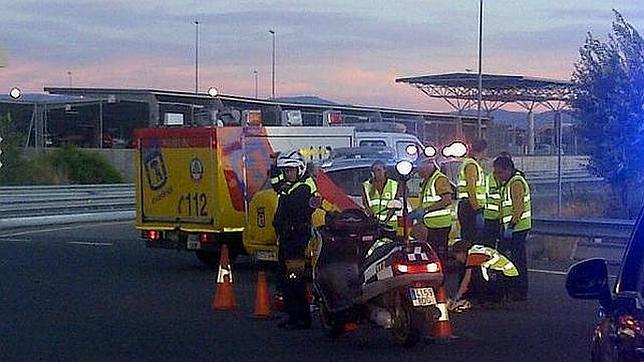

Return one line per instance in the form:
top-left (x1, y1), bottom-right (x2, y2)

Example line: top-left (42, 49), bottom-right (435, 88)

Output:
top-left (319, 302), bottom-right (344, 338)
top-left (390, 293), bottom-right (420, 347)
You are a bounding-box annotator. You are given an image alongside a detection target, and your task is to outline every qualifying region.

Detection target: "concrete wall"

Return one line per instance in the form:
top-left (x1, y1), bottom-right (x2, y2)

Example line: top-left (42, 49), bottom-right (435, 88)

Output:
top-left (92, 149), bottom-right (134, 182)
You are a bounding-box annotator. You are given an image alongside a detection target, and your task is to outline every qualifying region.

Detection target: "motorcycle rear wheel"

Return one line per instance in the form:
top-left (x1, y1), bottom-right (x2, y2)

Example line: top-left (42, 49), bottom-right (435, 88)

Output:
top-left (390, 292), bottom-right (420, 347)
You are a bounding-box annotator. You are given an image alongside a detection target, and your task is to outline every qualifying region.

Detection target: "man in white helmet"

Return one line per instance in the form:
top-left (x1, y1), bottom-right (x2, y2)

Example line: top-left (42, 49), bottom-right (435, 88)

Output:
top-left (270, 150), bottom-right (317, 330)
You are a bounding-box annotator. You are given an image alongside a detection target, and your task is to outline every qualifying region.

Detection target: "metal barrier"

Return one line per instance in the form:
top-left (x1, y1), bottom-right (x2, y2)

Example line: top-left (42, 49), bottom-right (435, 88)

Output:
top-left (1, 184), bottom-right (135, 219)
top-left (1, 183), bottom-right (633, 244)
top-left (532, 217), bottom-right (634, 241)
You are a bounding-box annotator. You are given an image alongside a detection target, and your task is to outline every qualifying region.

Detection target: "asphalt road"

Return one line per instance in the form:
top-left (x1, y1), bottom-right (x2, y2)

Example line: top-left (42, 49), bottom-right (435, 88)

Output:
top-left (0, 222), bottom-right (601, 362)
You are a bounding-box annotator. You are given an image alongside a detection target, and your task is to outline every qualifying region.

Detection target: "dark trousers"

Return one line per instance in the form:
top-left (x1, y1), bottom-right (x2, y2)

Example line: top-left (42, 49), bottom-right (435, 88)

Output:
top-left (482, 219), bottom-right (501, 248)
top-left (498, 230), bottom-right (529, 300)
top-left (458, 199), bottom-right (482, 243)
top-left (462, 268), bottom-right (507, 303)
top-left (278, 237), bottom-right (312, 326)
top-left (282, 271), bottom-right (312, 326)
top-left (426, 227), bottom-right (451, 267)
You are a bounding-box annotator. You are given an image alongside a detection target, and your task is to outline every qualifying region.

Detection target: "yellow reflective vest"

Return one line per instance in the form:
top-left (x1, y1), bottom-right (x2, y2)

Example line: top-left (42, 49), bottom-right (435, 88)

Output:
top-left (457, 158), bottom-right (486, 205)
top-left (484, 172), bottom-right (501, 221)
top-left (468, 244), bottom-right (519, 279)
top-left (420, 170), bottom-right (452, 229)
top-left (500, 172), bottom-right (532, 232)
top-left (363, 178), bottom-right (399, 228)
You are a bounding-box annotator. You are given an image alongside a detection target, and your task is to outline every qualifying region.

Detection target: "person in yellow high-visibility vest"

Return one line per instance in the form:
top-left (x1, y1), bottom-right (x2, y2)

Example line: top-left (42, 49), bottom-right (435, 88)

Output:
top-left (409, 158), bottom-right (453, 266)
top-left (361, 160), bottom-right (401, 228)
top-left (494, 155), bottom-right (532, 302)
top-left (457, 138), bottom-right (487, 244)
top-left (482, 151), bottom-right (511, 247)
top-left (449, 240), bottom-right (519, 312)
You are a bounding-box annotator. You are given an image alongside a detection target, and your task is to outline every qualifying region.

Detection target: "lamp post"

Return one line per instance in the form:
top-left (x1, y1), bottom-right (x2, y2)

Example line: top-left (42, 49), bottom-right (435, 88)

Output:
top-left (194, 20), bottom-right (200, 94)
top-left (476, 0), bottom-right (484, 138)
top-left (67, 71), bottom-right (72, 87)
top-left (268, 30), bottom-right (275, 99)
top-left (253, 70), bottom-right (258, 98)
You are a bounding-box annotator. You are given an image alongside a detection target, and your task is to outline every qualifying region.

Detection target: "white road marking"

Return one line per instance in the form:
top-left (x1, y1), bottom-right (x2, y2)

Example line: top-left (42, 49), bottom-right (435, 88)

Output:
top-left (528, 268), bottom-right (567, 276)
top-left (0, 237), bottom-right (31, 242)
top-left (67, 242), bottom-right (113, 246)
top-left (529, 268), bottom-right (617, 279)
top-left (0, 221), bottom-right (132, 238)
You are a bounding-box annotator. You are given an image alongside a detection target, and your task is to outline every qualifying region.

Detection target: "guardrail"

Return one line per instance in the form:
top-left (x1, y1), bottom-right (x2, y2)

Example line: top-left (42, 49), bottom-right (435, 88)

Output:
top-left (532, 217), bottom-right (635, 241)
top-left (0, 184), bottom-right (135, 220)
top-left (2, 183), bottom-right (631, 242)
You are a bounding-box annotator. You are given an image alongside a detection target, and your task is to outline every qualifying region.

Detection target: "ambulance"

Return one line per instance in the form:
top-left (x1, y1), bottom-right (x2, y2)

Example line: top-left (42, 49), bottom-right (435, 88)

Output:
top-left (134, 124), bottom-right (425, 265)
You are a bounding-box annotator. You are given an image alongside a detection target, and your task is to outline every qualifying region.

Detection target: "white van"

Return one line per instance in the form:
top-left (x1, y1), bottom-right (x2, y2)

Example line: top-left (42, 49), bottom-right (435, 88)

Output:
top-left (355, 131), bottom-right (425, 161)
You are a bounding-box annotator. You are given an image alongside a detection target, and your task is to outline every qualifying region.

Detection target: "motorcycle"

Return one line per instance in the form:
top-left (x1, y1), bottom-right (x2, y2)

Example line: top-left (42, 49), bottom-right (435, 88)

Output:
top-left (310, 201), bottom-right (444, 347)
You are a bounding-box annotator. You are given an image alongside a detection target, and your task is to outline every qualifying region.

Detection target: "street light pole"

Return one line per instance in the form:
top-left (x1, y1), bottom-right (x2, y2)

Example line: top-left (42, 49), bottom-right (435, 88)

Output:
top-left (194, 20), bottom-right (200, 94)
top-left (476, 0), bottom-right (483, 138)
top-left (253, 70), bottom-right (258, 98)
top-left (269, 30), bottom-right (275, 99)
top-left (67, 71), bottom-right (72, 87)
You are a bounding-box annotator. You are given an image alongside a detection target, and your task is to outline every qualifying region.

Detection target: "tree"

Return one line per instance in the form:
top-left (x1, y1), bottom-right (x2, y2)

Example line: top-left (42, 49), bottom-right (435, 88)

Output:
top-left (0, 113), bottom-right (27, 185)
top-left (572, 10), bottom-right (644, 218)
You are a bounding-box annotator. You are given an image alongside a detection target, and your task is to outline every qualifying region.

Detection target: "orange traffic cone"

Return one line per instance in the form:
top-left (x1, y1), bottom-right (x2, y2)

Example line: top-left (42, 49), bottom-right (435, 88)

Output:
top-left (253, 271), bottom-right (272, 319)
top-left (212, 245), bottom-right (237, 311)
top-left (430, 285), bottom-right (457, 343)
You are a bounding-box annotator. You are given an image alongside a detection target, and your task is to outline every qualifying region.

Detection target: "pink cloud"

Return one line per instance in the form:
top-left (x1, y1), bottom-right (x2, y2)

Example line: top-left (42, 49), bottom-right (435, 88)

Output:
top-left (1, 54), bottom-right (574, 115)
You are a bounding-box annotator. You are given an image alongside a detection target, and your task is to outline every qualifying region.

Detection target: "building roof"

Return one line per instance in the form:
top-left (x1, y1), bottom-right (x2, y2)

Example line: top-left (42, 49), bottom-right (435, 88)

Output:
top-left (44, 87), bottom-right (486, 121)
top-left (0, 93), bottom-right (101, 106)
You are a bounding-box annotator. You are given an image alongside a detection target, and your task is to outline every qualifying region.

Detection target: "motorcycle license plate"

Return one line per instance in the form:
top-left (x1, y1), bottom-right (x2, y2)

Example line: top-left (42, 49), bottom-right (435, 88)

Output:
top-left (409, 287), bottom-right (437, 307)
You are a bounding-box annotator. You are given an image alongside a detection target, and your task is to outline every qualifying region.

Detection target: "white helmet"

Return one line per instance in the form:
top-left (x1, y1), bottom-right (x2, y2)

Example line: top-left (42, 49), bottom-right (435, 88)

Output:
top-left (277, 150), bottom-right (306, 178)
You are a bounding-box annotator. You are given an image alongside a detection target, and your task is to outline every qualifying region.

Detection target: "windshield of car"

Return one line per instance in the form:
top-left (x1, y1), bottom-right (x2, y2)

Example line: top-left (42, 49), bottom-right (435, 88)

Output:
top-left (396, 141), bottom-right (421, 162)
top-left (323, 165), bottom-right (421, 199)
top-left (358, 139), bottom-right (387, 147)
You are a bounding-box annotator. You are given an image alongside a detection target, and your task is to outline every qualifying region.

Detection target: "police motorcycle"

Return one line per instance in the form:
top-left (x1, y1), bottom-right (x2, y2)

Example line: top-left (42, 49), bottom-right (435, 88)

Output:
top-left (310, 157), bottom-right (444, 347)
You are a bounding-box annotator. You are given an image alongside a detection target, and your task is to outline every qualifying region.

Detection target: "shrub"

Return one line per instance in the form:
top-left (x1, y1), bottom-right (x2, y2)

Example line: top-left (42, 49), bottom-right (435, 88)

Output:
top-left (49, 145), bottom-right (123, 184)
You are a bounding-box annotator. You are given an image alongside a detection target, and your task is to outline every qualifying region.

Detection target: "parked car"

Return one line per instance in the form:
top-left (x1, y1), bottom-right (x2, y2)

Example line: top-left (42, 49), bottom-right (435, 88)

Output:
top-left (566, 209), bottom-right (644, 361)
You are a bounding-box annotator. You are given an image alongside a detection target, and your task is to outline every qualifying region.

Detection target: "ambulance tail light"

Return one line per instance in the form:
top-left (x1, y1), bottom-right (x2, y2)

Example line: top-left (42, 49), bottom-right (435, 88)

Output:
top-left (143, 230), bottom-right (161, 240)
top-left (200, 233), bottom-right (216, 243)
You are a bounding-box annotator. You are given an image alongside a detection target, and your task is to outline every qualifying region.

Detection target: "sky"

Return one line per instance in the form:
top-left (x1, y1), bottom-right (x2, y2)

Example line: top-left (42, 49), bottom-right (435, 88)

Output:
top-left (1, 0), bottom-right (642, 112)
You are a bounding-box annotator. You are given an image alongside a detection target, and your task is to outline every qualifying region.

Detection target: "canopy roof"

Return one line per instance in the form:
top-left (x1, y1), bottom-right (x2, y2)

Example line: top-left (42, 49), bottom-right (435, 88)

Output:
top-left (395, 72), bottom-right (573, 111)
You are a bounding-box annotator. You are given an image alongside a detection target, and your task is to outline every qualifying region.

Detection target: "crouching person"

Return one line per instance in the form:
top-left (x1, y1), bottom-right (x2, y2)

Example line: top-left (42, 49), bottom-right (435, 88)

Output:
top-left (448, 241), bottom-right (519, 312)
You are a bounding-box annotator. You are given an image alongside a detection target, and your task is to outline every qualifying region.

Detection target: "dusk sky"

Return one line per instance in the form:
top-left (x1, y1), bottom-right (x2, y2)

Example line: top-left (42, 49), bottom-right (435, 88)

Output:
top-left (1, 1), bottom-right (642, 112)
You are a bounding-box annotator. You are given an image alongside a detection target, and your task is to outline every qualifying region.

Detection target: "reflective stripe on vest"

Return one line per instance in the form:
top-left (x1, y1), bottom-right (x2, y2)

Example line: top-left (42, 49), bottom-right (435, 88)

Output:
top-left (270, 172), bottom-right (284, 185)
top-left (288, 176), bottom-right (318, 196)
top-left (500, 173), bottom-right (532, 232)
top-left (421, 170), bottom-right (452, 229)
top-left (468, 244), bottom-right (519, 278)
top-left (457, 158), bottom-right (486, 202)
top-left (484, 172), bottom-right (501, 220)
top-left (363, 178), bottom-right (399, 227)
